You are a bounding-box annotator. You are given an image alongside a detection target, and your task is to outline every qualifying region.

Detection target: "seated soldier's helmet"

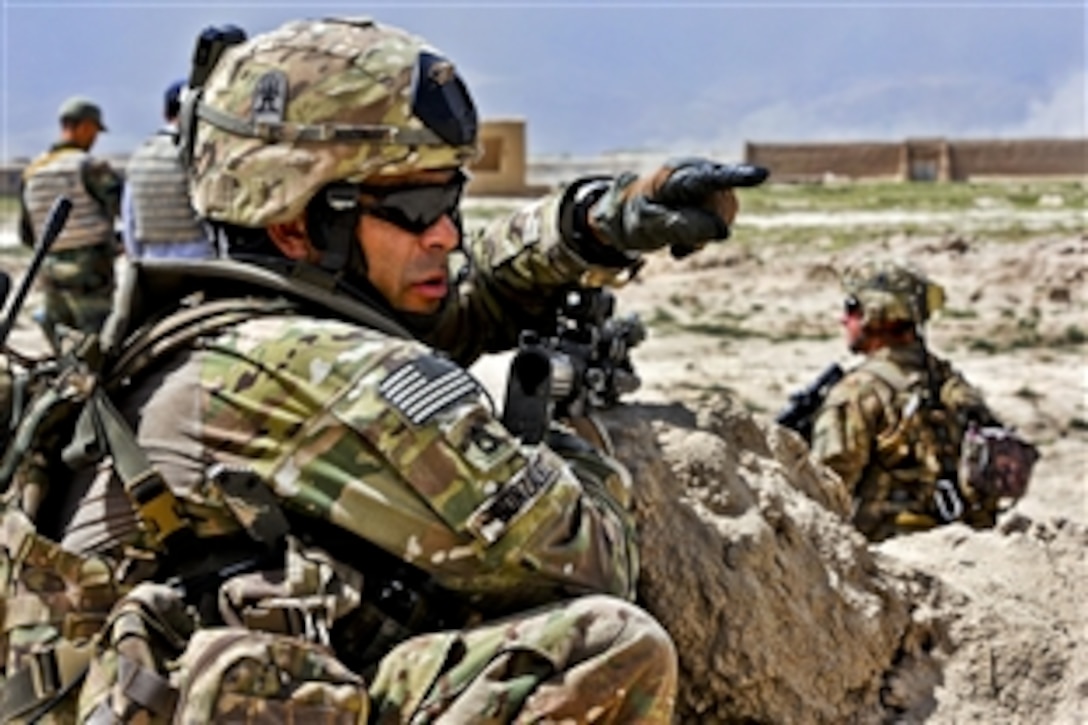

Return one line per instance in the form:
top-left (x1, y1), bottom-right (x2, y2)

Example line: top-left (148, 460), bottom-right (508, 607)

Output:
top-left (183, 17), bottom-right (479, 228)
top-left (841, 259), bottom-right (946, 327)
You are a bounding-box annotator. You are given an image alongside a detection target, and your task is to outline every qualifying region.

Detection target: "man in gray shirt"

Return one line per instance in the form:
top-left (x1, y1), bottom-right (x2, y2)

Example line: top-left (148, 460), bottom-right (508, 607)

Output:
top-left (121, 79), bottom-right (213, 260)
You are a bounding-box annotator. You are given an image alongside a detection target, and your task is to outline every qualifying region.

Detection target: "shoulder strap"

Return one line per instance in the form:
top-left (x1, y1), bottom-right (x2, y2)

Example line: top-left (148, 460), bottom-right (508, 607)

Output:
top-left (85, 389), bottom-right (193, 551)
top-left (106, 295), bottom-right (298, 387)
top-left (859, 357), bottom-right (913, 392)
top-left (100, 258), bottom-right (413, 360)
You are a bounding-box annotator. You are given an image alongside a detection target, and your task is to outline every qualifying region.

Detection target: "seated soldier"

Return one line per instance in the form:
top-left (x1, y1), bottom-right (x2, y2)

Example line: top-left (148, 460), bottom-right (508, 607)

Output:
top-left (811, 259), bottom-right (1017, 542)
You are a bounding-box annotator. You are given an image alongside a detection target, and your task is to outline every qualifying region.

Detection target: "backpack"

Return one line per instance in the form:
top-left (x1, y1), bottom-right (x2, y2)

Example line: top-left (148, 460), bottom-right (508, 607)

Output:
top-left (1, 247), bottom-right (441, 718)
top-left (0, 262), bottom-right (307, 722)
top-left (959, 423), bottom-right (1040, 500)
top-left (0, 255), bottom-right (415, 722)
top-left (862, 355), bottom-right (1037, 524)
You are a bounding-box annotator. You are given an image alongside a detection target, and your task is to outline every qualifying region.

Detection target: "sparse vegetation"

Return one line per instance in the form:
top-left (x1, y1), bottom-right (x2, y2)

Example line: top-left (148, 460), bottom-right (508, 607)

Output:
top-left (681, 322), bottom-right (758, 338)
top-left (1014, 386), bottom-right (1042, 401)
top-left (739, 179), bottom-right (1088, 215)
top-left (646, 307), bottom-right (678, 327)
top-left (941, 307), bottom-right (979, 319)
top-left (1056, 325), bottom-right (1087, 346)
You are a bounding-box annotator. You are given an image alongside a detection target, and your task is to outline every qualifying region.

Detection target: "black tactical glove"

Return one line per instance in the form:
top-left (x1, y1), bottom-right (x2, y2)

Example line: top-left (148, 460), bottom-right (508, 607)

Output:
top-left (589, 157), bottom-right (769, 259)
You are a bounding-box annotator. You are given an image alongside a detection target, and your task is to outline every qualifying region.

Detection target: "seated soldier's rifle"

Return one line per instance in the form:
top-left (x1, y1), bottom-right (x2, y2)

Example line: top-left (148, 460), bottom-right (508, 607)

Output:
top-left (774, 362), bottom-right (845, 443)
top-left (0, 196), bottom-right (72, 349)
top-left (501, 287), bottom-right (645, 450)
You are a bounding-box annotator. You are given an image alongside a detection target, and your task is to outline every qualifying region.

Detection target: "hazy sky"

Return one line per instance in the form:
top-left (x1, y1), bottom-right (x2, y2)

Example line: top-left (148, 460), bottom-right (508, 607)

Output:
top-left (1, 1), bottom-right (1084, 162)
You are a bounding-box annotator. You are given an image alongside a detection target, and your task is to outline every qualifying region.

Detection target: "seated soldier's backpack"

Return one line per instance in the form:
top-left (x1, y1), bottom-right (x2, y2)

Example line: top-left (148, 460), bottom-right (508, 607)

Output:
top-left (865, 355), bottom-right (1039, 527)
top-left (0, 242), bottom-right (424, 722)
top-left (959, 423), bottom-right (1040, 500)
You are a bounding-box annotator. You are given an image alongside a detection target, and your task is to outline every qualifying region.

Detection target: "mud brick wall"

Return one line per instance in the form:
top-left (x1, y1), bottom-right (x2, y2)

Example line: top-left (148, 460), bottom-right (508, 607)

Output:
top-left (744, 141), bottom-right (903, 182)
top-left (745, 138), bottom-right (1087, 182)
top-left (949, 139), bottom-right (1088, 179)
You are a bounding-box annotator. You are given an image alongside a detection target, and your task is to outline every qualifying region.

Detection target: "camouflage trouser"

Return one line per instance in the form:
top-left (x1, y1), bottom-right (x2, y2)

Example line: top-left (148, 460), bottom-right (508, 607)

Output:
top-left (369, 594), bottom-right (678, 724)
top-left (39, 243), bottom-right (115, 343)
top-left (854, 495), bottom-right (1000, 542)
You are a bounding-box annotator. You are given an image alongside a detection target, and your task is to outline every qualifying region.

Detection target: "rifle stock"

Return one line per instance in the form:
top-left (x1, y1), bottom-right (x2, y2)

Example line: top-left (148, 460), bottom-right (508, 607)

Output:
top-left (502, 288), bottom-right (644, 445)
top-left (775, 362), bottom-right (845, 442)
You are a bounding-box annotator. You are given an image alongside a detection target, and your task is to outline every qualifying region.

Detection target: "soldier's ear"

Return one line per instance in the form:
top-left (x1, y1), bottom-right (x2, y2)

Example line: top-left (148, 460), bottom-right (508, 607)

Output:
top-left (267, 218), bottom-right (320, 263)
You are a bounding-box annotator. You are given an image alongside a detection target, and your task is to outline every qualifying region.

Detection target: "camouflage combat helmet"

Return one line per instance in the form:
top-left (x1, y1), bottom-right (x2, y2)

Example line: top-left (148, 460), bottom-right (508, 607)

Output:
top-left (841, 259), bottom-right (946, 327)
top-left (185, 16), bottom-right (480, 228)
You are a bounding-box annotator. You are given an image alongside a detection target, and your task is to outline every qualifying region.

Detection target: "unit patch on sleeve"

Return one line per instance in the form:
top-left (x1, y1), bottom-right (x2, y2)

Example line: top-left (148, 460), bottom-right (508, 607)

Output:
top-left (379, 355), bottom-right (483, 425)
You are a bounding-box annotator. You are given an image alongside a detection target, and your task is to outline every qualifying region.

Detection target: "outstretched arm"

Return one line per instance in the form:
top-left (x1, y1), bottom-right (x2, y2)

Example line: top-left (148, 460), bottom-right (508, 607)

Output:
top-left (430, 158), bottom-right (768, 363)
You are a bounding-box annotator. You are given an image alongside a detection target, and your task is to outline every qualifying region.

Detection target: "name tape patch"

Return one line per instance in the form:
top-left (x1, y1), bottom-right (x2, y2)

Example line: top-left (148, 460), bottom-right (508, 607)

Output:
top-left (466, 450), bottom-right (561, 545)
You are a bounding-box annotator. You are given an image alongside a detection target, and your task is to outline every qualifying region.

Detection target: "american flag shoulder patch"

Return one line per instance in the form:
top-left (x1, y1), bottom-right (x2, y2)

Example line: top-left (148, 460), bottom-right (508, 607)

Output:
top-left (379, 355), bottom-right (482, 425)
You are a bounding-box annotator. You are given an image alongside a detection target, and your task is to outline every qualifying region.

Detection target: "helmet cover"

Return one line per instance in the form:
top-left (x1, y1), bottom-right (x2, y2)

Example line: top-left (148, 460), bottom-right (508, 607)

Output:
top-left (188, 17), bottom-right (480, 227)
top-left (841, 259), bottom-right (945, 326)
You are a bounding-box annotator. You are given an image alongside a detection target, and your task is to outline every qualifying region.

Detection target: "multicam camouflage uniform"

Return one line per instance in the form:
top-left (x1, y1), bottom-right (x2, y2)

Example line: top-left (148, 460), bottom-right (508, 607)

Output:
top-left (19, 142), bottom-right (122, 342)
top-left (811, 260), bottom-right (1001, 542)
top-left (60, 221), bottom-right (677, 722)
top-left (812, 345), bottom-right (1000, 541)
top-left (1, 17), bottom-right (681, 724)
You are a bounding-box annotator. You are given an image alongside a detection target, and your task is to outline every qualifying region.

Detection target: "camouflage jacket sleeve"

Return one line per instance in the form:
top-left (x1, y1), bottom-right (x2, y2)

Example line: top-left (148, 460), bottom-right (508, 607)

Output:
top-left (425, 185), bottom-right (637, 366)
top-left (187, 316), bottom-right (638, 610)
top-left (810, 371), bottom-right (896, 493)
top-left (80, 158), bottom-right (124, 219)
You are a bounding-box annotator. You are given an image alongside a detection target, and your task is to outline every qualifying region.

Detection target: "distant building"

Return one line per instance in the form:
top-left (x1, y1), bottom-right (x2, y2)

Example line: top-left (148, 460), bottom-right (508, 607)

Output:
top-left (467, 119), bottom-right (551, 197)
top-left (0, 161), bottom-right (26, 196)
top-left (744, 137), bottom-right (1088, 183)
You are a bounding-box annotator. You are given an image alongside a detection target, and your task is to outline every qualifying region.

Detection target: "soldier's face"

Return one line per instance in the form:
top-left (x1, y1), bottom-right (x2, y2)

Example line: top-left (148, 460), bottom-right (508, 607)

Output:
top-left (842, 297), bottom-right (866, 352)
top-left (357, 206), bottom-right (460, 315)
top-left (356, 169), bottom-right (463, 315)
top-left (72, 120), bottom-right (101, 150)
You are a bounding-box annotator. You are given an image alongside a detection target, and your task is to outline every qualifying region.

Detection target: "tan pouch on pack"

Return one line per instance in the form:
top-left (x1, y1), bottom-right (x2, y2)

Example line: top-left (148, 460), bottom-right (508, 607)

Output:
top-left (172, 627), bottom-right (369, 724)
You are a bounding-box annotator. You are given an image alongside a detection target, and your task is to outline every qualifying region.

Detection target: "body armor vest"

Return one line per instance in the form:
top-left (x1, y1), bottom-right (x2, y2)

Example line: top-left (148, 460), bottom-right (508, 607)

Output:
top-left (22, 148), bottom-right (114, 252)
top-left (125, 131), bottom-right (207, 247)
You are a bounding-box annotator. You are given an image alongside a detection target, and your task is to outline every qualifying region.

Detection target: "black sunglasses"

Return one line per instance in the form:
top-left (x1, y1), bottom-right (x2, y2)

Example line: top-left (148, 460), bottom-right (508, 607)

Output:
top-left (357, 171), bottom-right (467, 234)
top-left (843, 296), bottom-right (863, 316)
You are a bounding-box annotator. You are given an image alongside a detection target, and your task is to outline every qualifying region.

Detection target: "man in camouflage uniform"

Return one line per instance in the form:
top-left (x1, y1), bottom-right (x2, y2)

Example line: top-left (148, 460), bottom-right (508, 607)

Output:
top-left (19, 96), bottom-right (123, 345)
top-left (120, 79), bottom-right (213, 260)
top-left (811, 260), bottom-right (1004, 542)
top-left (1, 17), bottom-right (768, 723)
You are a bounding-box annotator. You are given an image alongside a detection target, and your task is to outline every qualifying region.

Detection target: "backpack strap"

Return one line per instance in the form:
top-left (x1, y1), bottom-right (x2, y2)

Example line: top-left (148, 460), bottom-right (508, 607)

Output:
top-left (89, 295), bottom-right (301, 551)
top-left (85, 390), bottom-right (193, 552)
top-left (858, 357), bottom-right (914, 393)
top-left (105, 295), bottom-right (298, 387)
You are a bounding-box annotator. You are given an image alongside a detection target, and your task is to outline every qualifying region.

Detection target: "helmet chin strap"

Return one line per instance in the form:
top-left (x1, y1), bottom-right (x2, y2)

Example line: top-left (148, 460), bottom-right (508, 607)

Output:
top-left (303, 185), bottom-right (466, 334)
top-left (304, 197), bottom-right (446, 332)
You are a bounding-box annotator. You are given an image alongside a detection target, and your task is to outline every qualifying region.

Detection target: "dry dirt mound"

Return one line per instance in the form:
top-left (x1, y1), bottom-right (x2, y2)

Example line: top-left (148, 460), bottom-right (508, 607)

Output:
top-left (597, 396), bottom-right (1085, 723)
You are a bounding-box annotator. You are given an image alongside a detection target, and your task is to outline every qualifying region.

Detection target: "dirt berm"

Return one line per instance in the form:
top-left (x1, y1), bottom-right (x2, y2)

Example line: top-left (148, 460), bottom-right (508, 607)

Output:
top-left (597, 397), bottom-right (1085, 724)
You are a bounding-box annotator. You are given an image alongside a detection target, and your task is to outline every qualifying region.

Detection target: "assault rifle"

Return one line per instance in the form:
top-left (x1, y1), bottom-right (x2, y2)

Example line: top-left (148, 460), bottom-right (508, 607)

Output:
top-left (501, 287), bottom-right (645, 446)
top-left (774, 362), bottom-right (845, 442)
